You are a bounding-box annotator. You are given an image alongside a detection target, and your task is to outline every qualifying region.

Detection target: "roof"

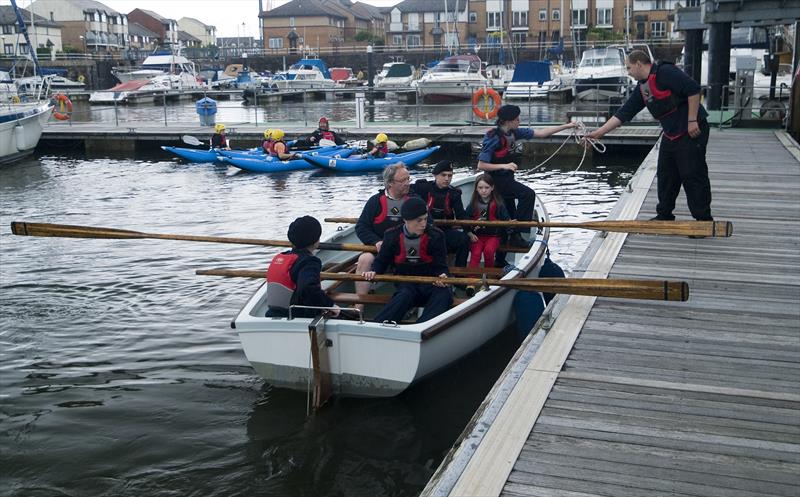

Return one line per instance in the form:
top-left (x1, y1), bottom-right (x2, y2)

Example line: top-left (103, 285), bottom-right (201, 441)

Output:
top-left (128, 21), bottom-right (159, 38)
top-left (0, 6), bottom-right (61, 28)
top-left (262, 0), bottom-right (347, 19)
top-left (178, 30), bottom-right (201, 42)
top-left (352, 2), bottom-right (382, 19)
top-left (67, 0), bottom-right (120, 15)
top-left (137, 9), bottom-right (175, 23)
top-left (391, 0), bottom-right (467, 13)
top-left (179, 17), bottom-right (216, 30)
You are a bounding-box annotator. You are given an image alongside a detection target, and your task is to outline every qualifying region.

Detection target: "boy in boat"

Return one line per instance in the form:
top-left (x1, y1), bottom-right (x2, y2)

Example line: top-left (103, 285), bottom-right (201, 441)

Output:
top-left (363, 197), bottom-right (452, 323)
top-left (265, 216), bottom-right (340, 318)
top-left (261, 129), bottom-right (273, 154)
top-left (477, 105), bottom-right (576, 248)
top-left (270, 129), bottom-right (300, 160)
top-left (307, 117), bottom-right (345, 146)
top-left (211, 123), bottom-right (230, 150)
top-left (365, 133), bottom-right (389, 158)
top-left (354, 163), bottom-right (415, 305)
top-left (411, 160), bottom-right (470, 266)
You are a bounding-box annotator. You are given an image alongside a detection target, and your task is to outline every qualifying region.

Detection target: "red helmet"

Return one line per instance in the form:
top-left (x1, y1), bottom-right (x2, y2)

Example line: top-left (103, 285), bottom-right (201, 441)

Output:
top-left (319, 117), bottom-right (328, 125)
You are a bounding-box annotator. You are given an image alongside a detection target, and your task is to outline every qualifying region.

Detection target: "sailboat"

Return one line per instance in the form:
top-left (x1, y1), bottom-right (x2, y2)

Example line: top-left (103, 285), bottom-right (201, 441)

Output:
top-left (0, 0), bottom-right (53, 165)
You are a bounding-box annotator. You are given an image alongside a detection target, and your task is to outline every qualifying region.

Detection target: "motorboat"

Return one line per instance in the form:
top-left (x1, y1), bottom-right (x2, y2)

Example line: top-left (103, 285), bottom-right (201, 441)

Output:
top-left (503, 61), bottom-right (560, 100)
top-left (228, 173), bottom-right (551, 397)
top-left (15, 75), bottom-right (85, 97)
top-left (375, 62), bottom-right (415, 89)
top-left (573, 45), bottom-right (629, 100)
top-left (269, 59), bottom-right (336, 91)
top-left (485, 63), bottom-right (515, 89)
top-left (89, 71), bottom-right (204, 104)
top-left (415, 54), bottom-right (488, 102)
top-left (0, 100), bottom-right (52, 165)
top-left (111, 48), bottom-right (199, 84)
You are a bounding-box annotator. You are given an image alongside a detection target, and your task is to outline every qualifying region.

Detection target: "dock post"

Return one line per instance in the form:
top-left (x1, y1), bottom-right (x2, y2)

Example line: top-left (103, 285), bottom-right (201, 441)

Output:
top-left (113, 98), bottom-right (118, 127)
top-left (163, 89), bottom-right (168, 126)
top-left (254, 89), bottom-right (258, 126)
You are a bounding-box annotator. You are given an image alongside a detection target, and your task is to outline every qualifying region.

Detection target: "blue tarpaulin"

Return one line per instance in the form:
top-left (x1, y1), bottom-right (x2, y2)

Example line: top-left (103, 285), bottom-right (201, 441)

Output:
top-left (511, 61), bottom-right (552, 84)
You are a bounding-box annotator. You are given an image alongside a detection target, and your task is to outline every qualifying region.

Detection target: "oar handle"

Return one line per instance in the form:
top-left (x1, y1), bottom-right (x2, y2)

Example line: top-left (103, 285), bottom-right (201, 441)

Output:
top-left (196, 268), bottom-right (689, 302)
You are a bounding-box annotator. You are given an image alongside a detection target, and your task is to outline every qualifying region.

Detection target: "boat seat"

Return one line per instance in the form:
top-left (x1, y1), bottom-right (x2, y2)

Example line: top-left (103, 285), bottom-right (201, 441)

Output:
top-left (329, 292), bottom-right (467, 307)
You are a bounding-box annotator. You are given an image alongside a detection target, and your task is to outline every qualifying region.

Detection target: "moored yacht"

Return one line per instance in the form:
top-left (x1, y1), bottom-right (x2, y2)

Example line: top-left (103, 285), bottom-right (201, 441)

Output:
top-left (269, 59), bottom-right (336, 91)
top-left (88, 71), bottom-right (204, 104)
top-left (111, 48), bottom-right (198, 83)
top-left (0, 100), bottom-right (52, 165)
top-left (573, 45), bottom-right (629, 101)
top-left (504, 60), bottom-right (561, 100)
top-left (415, 54), bottom-right (488, 102)
top-left (375, 62), bottom-right (415, 89)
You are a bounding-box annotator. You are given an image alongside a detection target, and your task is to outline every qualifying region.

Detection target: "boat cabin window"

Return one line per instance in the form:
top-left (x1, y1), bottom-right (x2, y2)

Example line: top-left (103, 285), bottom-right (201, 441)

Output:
top-left (386, 64), bottom-right (412, 77)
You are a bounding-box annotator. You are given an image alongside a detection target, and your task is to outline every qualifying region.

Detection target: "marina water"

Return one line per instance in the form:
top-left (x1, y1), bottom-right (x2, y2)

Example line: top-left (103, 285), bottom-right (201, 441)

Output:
top-left (1, 103), bottom-right (644, 496)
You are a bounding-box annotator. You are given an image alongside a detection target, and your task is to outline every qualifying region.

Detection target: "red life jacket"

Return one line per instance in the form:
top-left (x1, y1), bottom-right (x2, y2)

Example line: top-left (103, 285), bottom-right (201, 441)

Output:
top-left (372, 194), bottom-right (407, 235)
top-left (487, 128), bottom-right (512, 163)
top-left (265, 252), bottom-right (298, 311)
top-left (640, 63), bottom-right (680, 120)
top-left (394, 232), bottom-right (433, 265)
top-left (320, 130), bottom-right (335, 141)
top-left (372, 143), bottom-right (389, 157)
top-left (271, 140), bottom-right (288, 157)
top-left (262, 139), bottom-right (273, 153)
top-left (426, 189), bottom-right (453, 219)
top-left (472, 198), bottom-right (498, 221)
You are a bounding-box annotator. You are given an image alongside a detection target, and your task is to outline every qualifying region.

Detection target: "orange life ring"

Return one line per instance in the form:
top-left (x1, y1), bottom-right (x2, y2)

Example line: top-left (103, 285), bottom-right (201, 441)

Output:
top-left (472, 88), bottom-right (502, 120)
top-left (52, 93), bottom-right (72, 121)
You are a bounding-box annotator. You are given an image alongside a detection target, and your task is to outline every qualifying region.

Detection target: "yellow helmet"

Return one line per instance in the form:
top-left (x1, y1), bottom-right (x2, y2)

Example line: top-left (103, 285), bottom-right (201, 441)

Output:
top-left (264, 129), bottom-right (272, 139)
top-left (214, 123), bottom-right (226, 133)
top-left (272, 129), bottom-right (285, 141)
top-left (375, 133), bottom-right (388, 143)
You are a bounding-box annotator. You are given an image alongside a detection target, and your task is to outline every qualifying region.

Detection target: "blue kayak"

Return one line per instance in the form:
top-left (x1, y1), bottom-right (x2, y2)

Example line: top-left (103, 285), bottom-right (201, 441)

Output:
top-left (161, 146), bottom-right (227, 163)
top-left (218, 144), bottom-right (342, 160)
top-left (303, 146), bottom-right (440, 172)
top-left (223, 148), bottom-right (356, 173)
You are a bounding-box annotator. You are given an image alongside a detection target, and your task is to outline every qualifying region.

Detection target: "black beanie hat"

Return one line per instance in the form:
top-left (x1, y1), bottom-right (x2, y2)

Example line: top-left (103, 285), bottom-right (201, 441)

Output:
top-left (287, 215), bottom-right (322, 248)
top-left (432, 160), bottom-right (453, 175)
top-left (400, 196), bottom-right (428, 220)
top-left (497, 104), bottom-right (521, 123)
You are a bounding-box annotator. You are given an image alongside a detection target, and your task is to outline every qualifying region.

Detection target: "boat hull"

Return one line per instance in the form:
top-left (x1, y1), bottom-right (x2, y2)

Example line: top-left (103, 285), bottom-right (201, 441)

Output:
top-left (0, 102), bottom-right (52, 165)
top-left (231, 174), bottom-right (551, 397)
top-left (574, 76), bottom-right (629, 100)
top-left (303, 147), bottom-right (439, 172)
top-left (161, 146), bottom-right (223, 163)
top-left (223, 147), bottom-right (355, 173)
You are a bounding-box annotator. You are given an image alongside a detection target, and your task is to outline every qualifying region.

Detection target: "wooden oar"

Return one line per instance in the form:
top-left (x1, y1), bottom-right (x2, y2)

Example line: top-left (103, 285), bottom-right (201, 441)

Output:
top-left (324, 217), bottom-right (733, 238)
top-left (9, 221), bottom-right (529, 253)
top-left (195, 268), bottom-right (689, 302)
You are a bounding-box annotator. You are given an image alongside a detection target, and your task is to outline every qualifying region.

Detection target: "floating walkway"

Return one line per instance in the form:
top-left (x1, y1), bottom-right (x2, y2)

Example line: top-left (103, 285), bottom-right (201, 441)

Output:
top-left (422, 129), bottom-right (800, 497)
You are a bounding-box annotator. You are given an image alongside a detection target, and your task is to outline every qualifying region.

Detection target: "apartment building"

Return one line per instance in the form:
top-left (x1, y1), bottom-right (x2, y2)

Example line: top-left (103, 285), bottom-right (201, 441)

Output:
top-left (178, 17), bottom-right (217, 46)
top-left (385, 0), bottom-right (469, 49)
top-left (632, 0), bottom-right (698, 41)
top-left (29, 0), bottom-right (127, 53)
top-left (127, 22), bottom-right (158, 52)
top-left (261, 0), bottom-right (385, 51)
top-left (0, 5), bottom-right (63, 54)
top-left (127, 9), bottom-right (178, 46)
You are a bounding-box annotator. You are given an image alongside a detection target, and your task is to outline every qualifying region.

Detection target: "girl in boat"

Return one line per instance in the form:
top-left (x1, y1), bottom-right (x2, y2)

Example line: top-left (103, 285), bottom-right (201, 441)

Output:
top-left (265, 216), bottom-right (340, 319)
top-left (270, 129), bottom-right (300, 160)
top-left (261, 129), bottom-right (273, 154)
top-left (465, 174), bottom-right (511, 274)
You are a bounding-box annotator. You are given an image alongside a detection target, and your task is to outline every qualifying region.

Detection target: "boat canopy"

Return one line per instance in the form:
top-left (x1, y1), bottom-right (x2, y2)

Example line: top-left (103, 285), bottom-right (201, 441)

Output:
top-left (386, 63), bottom-right (413, 78)
top-left (330, 67), bottom-right (354, 81)
top-left (431, 55), bottom-right (481, 74)
top-left (289, 59), bottom-right (331, 79)
top-left (511, 61), bottom-right (552, 83)
top-left (579, 48), bottom-right (625, 67)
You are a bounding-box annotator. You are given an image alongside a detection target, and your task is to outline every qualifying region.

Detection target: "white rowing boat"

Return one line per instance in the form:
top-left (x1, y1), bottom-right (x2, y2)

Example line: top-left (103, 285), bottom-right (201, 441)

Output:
top-left (231, 173), bottom-right (551, 397)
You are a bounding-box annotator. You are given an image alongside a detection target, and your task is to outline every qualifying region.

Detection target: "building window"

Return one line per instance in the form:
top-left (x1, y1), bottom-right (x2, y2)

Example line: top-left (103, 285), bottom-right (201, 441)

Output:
top-left (268, 37), bottom-right (282, 48)
top-left (19, 43), bottom-right (28, 54)
top-left (538, 9), bottom-right (546, 21)
top-left (289, 17), bottom-right (295, 27)
top-left (487, 12), bottom-right (501, 30)
top-left (552, 30), bottom-right (560, 42)
top-left (514, 11), bottom-right (528, 27)
top-left (597, 8), bottom-right (612, 26)
top-left (571, 9), bottom-right (587, 27)
top-left (391, 10), bottom-right (401, 23)
top-left (650, 21), bottom-right (666, 38)
top-left (512, 32), bottom-right (526, 46)
top-left (4, 44), bottom-right (13, 54)
top-left (407, 34), bottom-right (421, 47)
top-left (552, 9), bottom-right (560, 21)
top-left (2, 25), bottom-right (13, 34)
top-left (392, 34), bottom-right (403, 45)
top-left (686, 0), bottom-right (700, 5)
top-left (469, 11), bottom-right (477, 23)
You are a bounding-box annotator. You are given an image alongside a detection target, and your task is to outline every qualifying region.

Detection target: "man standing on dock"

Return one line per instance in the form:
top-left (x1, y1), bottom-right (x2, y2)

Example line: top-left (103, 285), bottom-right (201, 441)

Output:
top-left (584, 50), bottom-right (713, 222)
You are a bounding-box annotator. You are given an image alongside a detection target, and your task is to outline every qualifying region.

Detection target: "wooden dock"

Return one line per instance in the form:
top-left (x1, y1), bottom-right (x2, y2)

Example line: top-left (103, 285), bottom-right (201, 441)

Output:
top-left (40, 122), bottom-right (662, 151)
top-left (422, 129), bottom-right (800, 497)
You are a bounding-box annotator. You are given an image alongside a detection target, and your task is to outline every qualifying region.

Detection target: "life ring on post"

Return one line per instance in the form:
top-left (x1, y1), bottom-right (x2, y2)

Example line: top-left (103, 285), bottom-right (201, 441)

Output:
top-left (472, 87), bottom-right (502, 120)
top-left (77, 74), bottom-right (85, 83)
top-left (52, 93), bottom-right (73, 121)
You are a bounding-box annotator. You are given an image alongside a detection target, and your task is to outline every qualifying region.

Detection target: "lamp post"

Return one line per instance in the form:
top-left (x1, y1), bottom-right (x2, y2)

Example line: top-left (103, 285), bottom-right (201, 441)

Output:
top-left (79, 35), bottom-right (86, 56)
top-left (242, 22), bottom-right (246, 53)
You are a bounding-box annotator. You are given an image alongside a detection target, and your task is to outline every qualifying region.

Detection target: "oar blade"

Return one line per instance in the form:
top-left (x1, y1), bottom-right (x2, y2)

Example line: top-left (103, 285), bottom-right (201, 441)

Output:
top-left (181, 135), bottom-right (204, 146)
top-left (11, 221), bottom-right (148, 240)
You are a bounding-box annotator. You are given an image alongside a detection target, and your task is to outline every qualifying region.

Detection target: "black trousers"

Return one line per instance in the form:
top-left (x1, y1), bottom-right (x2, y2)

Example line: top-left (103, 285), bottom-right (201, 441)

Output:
top-left (655, 121), bottom-right (713, 221)
top-left (443, 228), bottom-right (470, 266)
top-left (491, 173), bottom-right (536, 230)
top-left (374, 283), bottom-right (453, 323)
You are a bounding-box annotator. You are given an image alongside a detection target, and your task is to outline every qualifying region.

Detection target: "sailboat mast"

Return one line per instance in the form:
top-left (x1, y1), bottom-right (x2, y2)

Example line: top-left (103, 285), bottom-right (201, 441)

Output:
top-left (10, 0), bottom-right (41, 77)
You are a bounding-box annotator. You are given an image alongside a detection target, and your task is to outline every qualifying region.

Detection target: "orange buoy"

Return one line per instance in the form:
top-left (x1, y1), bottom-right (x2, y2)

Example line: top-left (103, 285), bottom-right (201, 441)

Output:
top-left (52, 93), bottom-right (73, 121)
top-left (472, 88), bottom-right (501, 120)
